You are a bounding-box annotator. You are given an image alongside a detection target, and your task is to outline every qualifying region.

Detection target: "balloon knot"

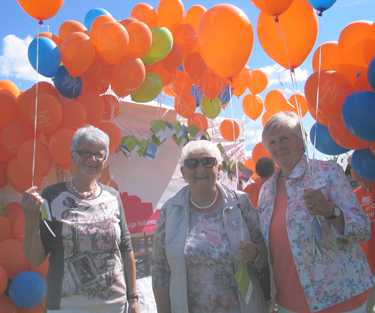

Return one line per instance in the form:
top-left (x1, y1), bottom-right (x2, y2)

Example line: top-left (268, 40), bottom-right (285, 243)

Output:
top-left (39, 20), bottom-right (44, 25)
top-left (274, 16), bottom-right (279, 23)
top-left (318, 10), bottom-right (323, 17)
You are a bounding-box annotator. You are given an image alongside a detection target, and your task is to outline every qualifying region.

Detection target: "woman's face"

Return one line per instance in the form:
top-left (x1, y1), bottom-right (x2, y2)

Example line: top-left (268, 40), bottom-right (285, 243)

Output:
top-left (72, 140), bottom-right (107, 178)
top-left (181, 152), bottom-right (219, 190)
top-left (263, 126), bottom-right (305, 171)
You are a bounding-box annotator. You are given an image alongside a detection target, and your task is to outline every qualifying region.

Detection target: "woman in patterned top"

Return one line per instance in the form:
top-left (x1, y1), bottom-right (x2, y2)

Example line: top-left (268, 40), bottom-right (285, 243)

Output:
top-left (152, 140), bottom-right (268, 313)
top-left (21, 126), bottom-right (140, 313)
top-left (258, 111), bottom-right (374, 313)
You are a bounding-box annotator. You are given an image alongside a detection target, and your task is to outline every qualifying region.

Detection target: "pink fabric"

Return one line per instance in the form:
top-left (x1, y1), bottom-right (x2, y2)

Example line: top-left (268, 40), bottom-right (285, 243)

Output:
top-left (270, 177), bottom-right (369, 313)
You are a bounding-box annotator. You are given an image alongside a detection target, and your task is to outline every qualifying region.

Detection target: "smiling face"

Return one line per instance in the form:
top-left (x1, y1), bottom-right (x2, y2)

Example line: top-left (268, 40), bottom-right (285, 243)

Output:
top-left (72, 139), bottom-right (107, 179)
top-left (263, 126), bottom-right (305, 173)
top-left (181, 152), bottom-right (220, 191)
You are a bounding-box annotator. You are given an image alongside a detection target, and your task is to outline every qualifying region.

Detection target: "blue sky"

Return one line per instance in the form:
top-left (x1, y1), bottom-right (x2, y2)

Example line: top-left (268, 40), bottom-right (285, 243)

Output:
top-left (0, 0), bottom-right (374, 155)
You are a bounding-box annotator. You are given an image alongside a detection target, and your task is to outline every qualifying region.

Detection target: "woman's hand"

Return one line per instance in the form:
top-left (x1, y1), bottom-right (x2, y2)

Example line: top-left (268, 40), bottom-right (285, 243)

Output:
top-left (128, 299), bottom-right (140, 313)
top-left (21, 186), bottom-right (43, 220)
top-left (239, 240), bottom-right (259, 263)
top-left (303, 188), bottom-right (335, 218)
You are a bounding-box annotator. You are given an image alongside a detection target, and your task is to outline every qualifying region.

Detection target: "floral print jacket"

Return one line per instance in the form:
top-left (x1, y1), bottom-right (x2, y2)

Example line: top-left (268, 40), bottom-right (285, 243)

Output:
top-left (258, 156), bottom-right (374, 312)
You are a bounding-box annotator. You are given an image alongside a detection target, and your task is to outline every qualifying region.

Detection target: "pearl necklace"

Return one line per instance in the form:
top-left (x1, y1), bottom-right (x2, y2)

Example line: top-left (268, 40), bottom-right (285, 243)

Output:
top-left (68, 180), bottom-right (100, 200)
top-left (190, 190), bottom-right (218, 210)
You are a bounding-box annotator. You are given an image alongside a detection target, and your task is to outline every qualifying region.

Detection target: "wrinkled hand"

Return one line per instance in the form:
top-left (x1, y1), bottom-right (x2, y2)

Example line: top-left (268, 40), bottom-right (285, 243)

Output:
top-left (303, 188), bottom-right (334, 218)
top-left (21, 186), bottom-right (43, 218)
top-left (239, 240), bottom-right (258, 264)
top-left (128, 300), bottom-right (140, 313)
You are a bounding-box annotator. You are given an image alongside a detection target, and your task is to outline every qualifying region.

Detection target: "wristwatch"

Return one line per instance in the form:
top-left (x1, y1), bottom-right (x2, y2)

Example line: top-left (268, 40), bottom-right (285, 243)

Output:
top-left (325, 207), bottom-right (342, 220)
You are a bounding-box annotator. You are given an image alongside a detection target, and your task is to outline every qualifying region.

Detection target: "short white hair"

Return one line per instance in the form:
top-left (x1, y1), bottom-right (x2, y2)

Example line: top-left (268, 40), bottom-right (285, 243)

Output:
top-left (71, 125), bottom-right (110, 162)
top-left (180, 140), bottom-right (223, 165)
top-left (262, 111), bottom-right (304, 143)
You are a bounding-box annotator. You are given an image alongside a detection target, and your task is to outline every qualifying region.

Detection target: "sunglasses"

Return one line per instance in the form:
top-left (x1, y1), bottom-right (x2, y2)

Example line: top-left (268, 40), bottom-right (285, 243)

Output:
top-left (74, 150), bottom-right (106, 161)
top-left (184, 157), bottom-right (217, 169)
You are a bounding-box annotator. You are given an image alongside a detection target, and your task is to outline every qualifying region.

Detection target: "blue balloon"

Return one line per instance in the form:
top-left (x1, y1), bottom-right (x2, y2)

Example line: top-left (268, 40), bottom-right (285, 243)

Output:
top-left (343, 91), bottom-right (375, 141)
top-left (192, 85), bottom-right (202, 107)
top-left (28, 37), bottom-right (60, 77)
top-left (352, 149), bottom-right (375, 181)
top-left (9, 271), bottom-right (47, 308)
top-left (53, 66), bottom-right (82, 98)
top-left (310, 123), bottom-right (349, 155)
top-left (219, 85), bottom-right (231, 105)
top-left (308, 0), bottom-right (336, 15)
top-left (84, 8), bottom-right (111, 30)
top-left (368, 58), bottom-right (375, 91)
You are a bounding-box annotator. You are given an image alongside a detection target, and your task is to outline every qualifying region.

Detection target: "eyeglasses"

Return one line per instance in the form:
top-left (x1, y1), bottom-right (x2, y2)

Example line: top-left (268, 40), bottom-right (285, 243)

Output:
top-left (74, 150), bottom-right (106, 161)
top-left (184, 157), bottom-right (217, 170)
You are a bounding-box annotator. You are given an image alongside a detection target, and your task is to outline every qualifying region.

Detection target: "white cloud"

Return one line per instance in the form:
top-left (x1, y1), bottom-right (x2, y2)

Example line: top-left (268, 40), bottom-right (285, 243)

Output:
top-left (0, 34), bottom-right (50, 83)
top-left (260, 64), bottom-right (309, 93)
top-left (242, 122), bottom-right (263, 154)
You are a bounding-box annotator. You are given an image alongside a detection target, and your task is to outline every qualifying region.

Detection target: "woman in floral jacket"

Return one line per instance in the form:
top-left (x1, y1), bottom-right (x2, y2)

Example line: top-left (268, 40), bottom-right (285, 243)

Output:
top-left (258, 112), bottom-right (374, 313)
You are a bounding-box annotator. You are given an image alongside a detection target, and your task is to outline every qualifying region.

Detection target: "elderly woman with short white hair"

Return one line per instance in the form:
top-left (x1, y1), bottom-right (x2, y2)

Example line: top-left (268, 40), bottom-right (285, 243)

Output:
top-left (21, 125), bottom-right (140, 313)
top-left (258, 111), bottom-right (374, 313)
top-left (152, 139), bottom-right (268, 313)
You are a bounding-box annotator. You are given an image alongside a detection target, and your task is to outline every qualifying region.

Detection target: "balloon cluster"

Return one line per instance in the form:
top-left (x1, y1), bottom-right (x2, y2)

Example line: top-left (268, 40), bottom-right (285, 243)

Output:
top-left (304, 21), bottom-right (375, 179)
top-left (0, 202), bottom-right (48, 313)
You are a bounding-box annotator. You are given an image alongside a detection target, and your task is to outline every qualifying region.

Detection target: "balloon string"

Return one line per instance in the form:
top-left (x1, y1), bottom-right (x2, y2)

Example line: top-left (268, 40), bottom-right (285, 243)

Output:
top-left (274, 16), bottom-right (293, 73)
top-left (313, 42), bottom-right (323, 163)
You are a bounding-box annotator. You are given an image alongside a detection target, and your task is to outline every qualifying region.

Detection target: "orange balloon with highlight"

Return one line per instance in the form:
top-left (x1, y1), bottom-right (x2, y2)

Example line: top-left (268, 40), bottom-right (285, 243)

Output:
top-left (162, 44), bottom-right (184, 72)
top-left (175, 93), bottom-right (196, 118)
top-left (188, 113), bottom-right (208, 132)
top-left (258, 0), bottom-right (318, 69)
top-left (157, 0), bottom-right (184, 31)
top-left (121, 19), bottom-right (152, 59)
top-left (60, 32), bottom-right (96, 77)
top-left (78, 92), bottom-right (105, 124)
top-left (184, 5), bottom-right (206, 32)
top-left (60, 98), bottom-right (87, 130)
top-left (0, 120), bottom-right (33, 156)
top-left (242, 94), bottom-right (263, 120)
top-left (81, 58), bottom-right (112, 95)
top-left (173, 24), bottom-right (198, 55)
top-left (264, 89), bottom-right (293, 114)
top-left (231, 66), bottom-right (251, 97)
top-left (7, 158), bottom-right (43, 192)
top-left (251, 0), bottom-right (293, 17)
top-left (261, 110), bottom-right (276, 127)
top-left (0, 80), bottom-right (20, 97)
top-left (37, 31), bottom-right (60, 45)
top-left (59, 20), bottom-right (86, 42)
top-left (198, 69), bottom-right (228, 100)
top-left (131, 3), bottom-right (158, 28)
top-left (199, 4), bottom-right (253, 78)
top-left (16, 0), bottom-right (64, 21)
top-left (289, 93), bottom-right (308, 117)
top-left (248, 69), bottom-right (268, 94)
top-left (220, 119), bottom-right (240, 141)
top-left (184, 52), bottom-right (207, 82)
top-left (49, 128), bottom-right (74, 166)
top-left (312, 41), bottom-right (341, 72)
top-left (0, 91), bottom-right (18, 129)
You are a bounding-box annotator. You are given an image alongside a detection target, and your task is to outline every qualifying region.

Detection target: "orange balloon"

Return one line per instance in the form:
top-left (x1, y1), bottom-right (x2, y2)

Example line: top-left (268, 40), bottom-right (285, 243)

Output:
top-left (173, 24), bottom-right (198, 55)
top-left (0, 217), bottom-right (11, 242)
top-left (161, 44), bottom-right (183, 72)
top-left (338, 21), bottom-right (375, 67)
top-left (336, 64), bottom-right (372, 91)
top-left (111, 58), bottom-right (146, 97)
top-left (17, 140), bottom-right (52, 178)
top-left (363, 38), bottom-right (375, 65)
top-left (0, 120), bottom-right (33, 156)
top-left (170, 72), bottom-right (193, 97)
top-left (199, 4), bottom-right (253, 78)
top-left (16, 0), bottom-right (64, 21)
top-left (231, 66), bottom-right (251, 97)
top-left (90, 15), bottom-right (115, 45)
top-left (121, 19), bottom-right (152, 59)
top-left (0, 266), bottom-right (8, 294)
top-left (78, 92), bottom-right (105, 124)
top-left (304, 71), bottom-right (353, 124)
top-left (59, 20), bottom-right (87, 42)
top-left (242, 94), bottom-right (263, 120)
top-left (252, 142), bottom-right (271, 163)
top-left (49, 128), bottom-right (74, 166)
top-left (248, 69), bottom-right (268, 94)
top-left (220, 119), bottom-right (240, 141)
top-left (0, 239), bottom-right (30, 277)
top-left (198, 69), bottom-right (228, 100)
top-left (10, 211), bottom-right (25, 240)
top-left (37, 31), bottom-right (60, 45)
top-left (147, 62), bottom-right (176, 86)
top-left (0, 144), bottom-right (12, 162)
top-left (81, 58), bottom-right (112, 95)
top-left (5, 202), bottom-right (24, 223)
top-left (184, 52), bottom-right (207, 82)
top-left (0, 162), bottom-right (6, 188)
top-left (60, 98), bottom-right (87, 130)
top-left (312, 41), bottom-right (341, 72)
top-left (261, 110), bottom-right (276, 127)
top-left (188, 113), bottom-right (208, 132)
top-left (184, 5), bottom-right (206, 32)
top-left (60, 32), bottom-right (96, 77)
top-left (92, 22), bottom-right (129, 65)
top-left (258, 0), bottom-right (318, 69)
top-left (289, 93), bottom-right (308, 117)
top-left (0, 80), bottom-right (20, 97)
top-left (163, 85), bottom-right (176, 97)
top-left (0, 295), bottom-right (17, 313)
top-left (157, 0), bottom-right (184, 31)
top-left (0, 91), bottom-right (18, 129)
top-left (19, 93), bottom-right (63, 134)
top-left (328, 116), bottom-right (370, 150)
top-left (102, 94), bottom-right (120, 120)
top-left (131, 3), bottom-right (158, 28)
top-left (96, 121), bottom-right (122, 153)
top-left (17, 301), bottom-right (46, 313)
top-left (175, 93), bottom-right (196, 118)
top-left (244, 158), bottom-right (255, 171)
top-left (264, 89), bottom-right (293, 114)
top-left (251, 0), bottom-right (294, 17)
